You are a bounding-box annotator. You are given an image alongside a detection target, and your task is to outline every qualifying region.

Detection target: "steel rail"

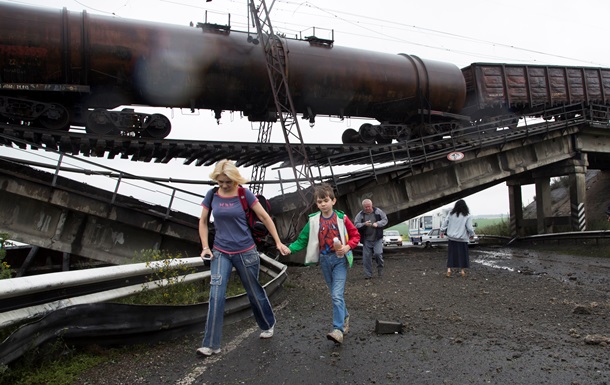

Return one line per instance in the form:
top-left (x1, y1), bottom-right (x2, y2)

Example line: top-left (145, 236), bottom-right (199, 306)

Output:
top-left (477, 230), bottom-right (610, 246)
top-left (511, 230), bottom-right (610, 245)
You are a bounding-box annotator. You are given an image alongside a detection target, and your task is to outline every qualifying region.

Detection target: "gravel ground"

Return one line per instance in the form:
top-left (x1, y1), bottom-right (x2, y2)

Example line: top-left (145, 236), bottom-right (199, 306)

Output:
top-left (74, 245), bottom-right (610, 385)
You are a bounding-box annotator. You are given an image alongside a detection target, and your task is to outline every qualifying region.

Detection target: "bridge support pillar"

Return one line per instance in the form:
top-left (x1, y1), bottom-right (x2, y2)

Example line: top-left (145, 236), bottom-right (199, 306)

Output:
top-left (507, 182), bottom-right (524, 237)
top-left (569, 172), bottom-right (587, 231)
top-left (535, 177), bottom-right (553, 234)
top-left (568, 156), bottom-right (588, 231)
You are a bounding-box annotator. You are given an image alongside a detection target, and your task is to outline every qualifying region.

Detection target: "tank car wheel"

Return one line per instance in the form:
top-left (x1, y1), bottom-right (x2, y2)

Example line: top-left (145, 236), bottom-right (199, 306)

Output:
top-left (38, 103), bottom-right (70, 131)
top-left (376, 138), bottom-right (392, 145)
top-left (341, 128), bottom-right (361, 144)
top-left (397, 127), bottom-right (411, 142)
top-left (86, 109), bottom-right (116, 135)
top-left (142, 114), bottom-right (171, 139)
top-left (358, 123), bottom-right (378, 144)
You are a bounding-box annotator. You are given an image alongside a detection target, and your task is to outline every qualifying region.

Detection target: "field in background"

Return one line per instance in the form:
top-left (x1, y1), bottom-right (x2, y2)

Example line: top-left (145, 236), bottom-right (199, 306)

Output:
top-left (389, 216), bottom-right (507, 241)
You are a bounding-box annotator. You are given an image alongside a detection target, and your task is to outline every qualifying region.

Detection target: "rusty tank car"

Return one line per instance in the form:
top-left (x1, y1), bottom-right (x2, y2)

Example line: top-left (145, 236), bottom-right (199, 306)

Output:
top-left (1, 2), bottom-right (609, 143)
top-left (0, 2), bottom-right (466, 142)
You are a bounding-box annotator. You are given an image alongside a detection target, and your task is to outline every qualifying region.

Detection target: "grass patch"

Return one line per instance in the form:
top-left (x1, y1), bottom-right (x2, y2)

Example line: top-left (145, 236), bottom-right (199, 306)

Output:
top-left (476, 217), bottom-right (511, 237)
top-left (0, 341), bottom-right (126, 385)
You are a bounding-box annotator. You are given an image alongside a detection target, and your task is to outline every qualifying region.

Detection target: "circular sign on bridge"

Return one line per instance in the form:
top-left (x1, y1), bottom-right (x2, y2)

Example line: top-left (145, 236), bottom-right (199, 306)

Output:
top-left (447, 151), bottom-right (465, 161)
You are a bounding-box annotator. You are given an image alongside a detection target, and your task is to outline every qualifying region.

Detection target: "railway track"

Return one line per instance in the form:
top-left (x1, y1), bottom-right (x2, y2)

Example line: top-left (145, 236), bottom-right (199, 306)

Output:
top-left (1, 103), bottom-right (605, 176)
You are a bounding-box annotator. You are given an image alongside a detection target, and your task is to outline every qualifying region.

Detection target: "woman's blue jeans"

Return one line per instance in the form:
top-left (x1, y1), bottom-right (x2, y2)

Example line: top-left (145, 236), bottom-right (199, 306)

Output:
top-left (319, 253), bottom-right (349, 332)
top-left (202, 248), bottom-right (275, 349)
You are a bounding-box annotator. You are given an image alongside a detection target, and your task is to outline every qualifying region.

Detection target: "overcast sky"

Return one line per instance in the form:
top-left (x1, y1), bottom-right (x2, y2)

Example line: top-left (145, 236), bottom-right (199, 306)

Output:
top-left (2, 0), bottom-right (607, 217)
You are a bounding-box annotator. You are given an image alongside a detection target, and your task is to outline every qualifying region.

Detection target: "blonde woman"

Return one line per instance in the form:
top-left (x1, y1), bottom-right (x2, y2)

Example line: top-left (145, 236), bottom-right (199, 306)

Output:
top-left (197, 159), bottom-right (289, 356)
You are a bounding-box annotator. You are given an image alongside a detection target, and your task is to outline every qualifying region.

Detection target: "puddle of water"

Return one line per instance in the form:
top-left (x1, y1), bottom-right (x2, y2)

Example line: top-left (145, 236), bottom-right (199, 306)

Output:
top-left (472, 249), bottom-right (517, 272)
top-left (473, 259), bottom-right (515, 272)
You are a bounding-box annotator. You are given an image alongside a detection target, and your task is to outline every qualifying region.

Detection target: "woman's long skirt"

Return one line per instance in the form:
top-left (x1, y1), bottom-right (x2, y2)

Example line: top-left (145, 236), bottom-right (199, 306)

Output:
top-left (447, 239), bottom-right (469, 268)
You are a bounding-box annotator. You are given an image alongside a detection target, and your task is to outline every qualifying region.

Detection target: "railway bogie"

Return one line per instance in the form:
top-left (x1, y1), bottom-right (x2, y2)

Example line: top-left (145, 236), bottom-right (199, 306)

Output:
top-left (85, 108), bottom-right (171, 138)
top-left (0, 96), bottom-right (70, 131)
top-left (350, 123), bottom-right (412, 144)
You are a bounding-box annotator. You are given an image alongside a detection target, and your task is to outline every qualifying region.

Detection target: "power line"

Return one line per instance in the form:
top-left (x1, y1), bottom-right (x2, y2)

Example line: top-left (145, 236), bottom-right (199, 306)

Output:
top-left (15, 0), bottom-right (607, 66)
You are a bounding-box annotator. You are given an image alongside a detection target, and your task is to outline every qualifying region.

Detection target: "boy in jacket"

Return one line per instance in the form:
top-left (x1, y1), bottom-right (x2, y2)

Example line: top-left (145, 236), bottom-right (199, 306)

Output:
top-left (285, 184), bottom-right (360, 344)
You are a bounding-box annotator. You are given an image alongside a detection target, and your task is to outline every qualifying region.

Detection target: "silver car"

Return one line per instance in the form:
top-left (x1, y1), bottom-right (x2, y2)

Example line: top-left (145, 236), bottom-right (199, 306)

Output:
top-left (383, 230), bottom-right (403, 246)
top-left (422, 228), bottom-right (479, 248)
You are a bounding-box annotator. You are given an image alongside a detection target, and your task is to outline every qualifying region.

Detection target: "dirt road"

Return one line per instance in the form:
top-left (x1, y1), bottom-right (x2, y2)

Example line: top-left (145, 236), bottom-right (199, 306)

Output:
top-left (75, 246), bottom-right (610, 385)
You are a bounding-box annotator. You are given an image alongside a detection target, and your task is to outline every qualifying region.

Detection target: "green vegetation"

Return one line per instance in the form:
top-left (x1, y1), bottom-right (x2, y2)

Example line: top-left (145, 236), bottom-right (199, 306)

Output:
top-left (1, 343), bottom-right (125, 385)
top-left (473, 217), bottom-right (511, 236)
top-left (118, 249), bottom-right (206, 305)
top-left (388, 222), bottom-right (409, 239)
top-left (387, 216), bottom-right (510, 240)
top-left (0, 233), bottom-right (14, 279)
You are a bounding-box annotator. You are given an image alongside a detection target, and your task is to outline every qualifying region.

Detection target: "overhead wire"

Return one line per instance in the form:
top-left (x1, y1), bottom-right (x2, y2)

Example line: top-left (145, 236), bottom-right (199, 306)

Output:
top-left (14, 0), bottom-right (605, 66)
top-left (287, 0), bottom-right (608, 67)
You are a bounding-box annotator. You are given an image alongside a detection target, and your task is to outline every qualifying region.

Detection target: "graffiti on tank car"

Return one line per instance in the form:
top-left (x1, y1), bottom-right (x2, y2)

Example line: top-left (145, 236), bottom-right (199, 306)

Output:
top-left (0, 45), bottom-right (48, 57)
top-left (1, 83), bottom-right (90, 92)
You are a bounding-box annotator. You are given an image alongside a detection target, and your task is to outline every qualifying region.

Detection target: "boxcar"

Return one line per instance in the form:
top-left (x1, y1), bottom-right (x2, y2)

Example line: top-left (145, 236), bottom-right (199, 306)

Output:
top-left (461, 63), bottom-right (610, 119)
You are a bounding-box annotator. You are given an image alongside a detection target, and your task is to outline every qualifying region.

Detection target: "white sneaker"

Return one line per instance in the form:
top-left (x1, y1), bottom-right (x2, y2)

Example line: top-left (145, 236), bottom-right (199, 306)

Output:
top-left (260, 326), bottom-right (274, 339)
top-left (196, 347), bottom-right (221, 356)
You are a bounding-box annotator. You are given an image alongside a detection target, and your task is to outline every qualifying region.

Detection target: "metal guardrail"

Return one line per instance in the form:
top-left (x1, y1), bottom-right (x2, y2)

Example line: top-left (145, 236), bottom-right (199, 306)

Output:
top-left (0, 253), bottom-right (287, 365)
top-left (510, 230), bottom-right (610, 245)
top-left (477, 230), bottom-right (610, 246)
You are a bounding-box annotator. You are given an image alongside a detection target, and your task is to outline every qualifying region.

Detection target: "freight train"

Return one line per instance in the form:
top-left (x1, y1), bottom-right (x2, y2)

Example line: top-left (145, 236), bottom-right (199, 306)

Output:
top-left (1, 2), bottom-right (609, 143)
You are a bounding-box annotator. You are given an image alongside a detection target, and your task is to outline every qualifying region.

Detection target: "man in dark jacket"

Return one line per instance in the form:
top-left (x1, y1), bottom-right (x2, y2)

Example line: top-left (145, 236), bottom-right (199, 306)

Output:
top-left (354, 199), bottom-right (388, 279)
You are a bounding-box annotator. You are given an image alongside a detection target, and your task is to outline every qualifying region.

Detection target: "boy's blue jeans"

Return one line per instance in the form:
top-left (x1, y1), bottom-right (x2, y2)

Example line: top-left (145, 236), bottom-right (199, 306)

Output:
top-left (319, 253), bottom-right (349, 333)
top-left (202, 248), bottom-right (276, 349)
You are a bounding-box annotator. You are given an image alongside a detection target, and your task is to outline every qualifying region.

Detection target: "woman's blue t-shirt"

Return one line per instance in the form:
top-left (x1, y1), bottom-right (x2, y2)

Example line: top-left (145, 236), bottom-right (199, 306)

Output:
top-left (202, 188), bottom-right (258, 254)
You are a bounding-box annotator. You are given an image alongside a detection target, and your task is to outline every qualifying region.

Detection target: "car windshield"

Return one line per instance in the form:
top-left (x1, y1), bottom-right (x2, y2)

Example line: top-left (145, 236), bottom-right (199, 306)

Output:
top-left (384, 231), bottom-right (400, 236)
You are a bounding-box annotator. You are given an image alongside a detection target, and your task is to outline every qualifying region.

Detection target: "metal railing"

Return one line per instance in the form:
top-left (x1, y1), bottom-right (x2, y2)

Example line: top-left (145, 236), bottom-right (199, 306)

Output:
top-left (0, 253), bottom-right (287, 365)
top-left (326, 102), bottom-right (610, 185)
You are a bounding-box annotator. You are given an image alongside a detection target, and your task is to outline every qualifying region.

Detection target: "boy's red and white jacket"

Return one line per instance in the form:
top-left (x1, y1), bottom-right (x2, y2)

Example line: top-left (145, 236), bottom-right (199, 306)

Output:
top-left (288, 210), bottom-right (360, 266)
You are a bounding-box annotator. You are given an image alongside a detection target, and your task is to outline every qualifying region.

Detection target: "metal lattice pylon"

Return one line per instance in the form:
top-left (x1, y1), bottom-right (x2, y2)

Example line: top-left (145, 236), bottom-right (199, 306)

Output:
top-left (249, 120), bottom-right (273, 195)
top-left (247, 0), bottom-right (316, 207)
